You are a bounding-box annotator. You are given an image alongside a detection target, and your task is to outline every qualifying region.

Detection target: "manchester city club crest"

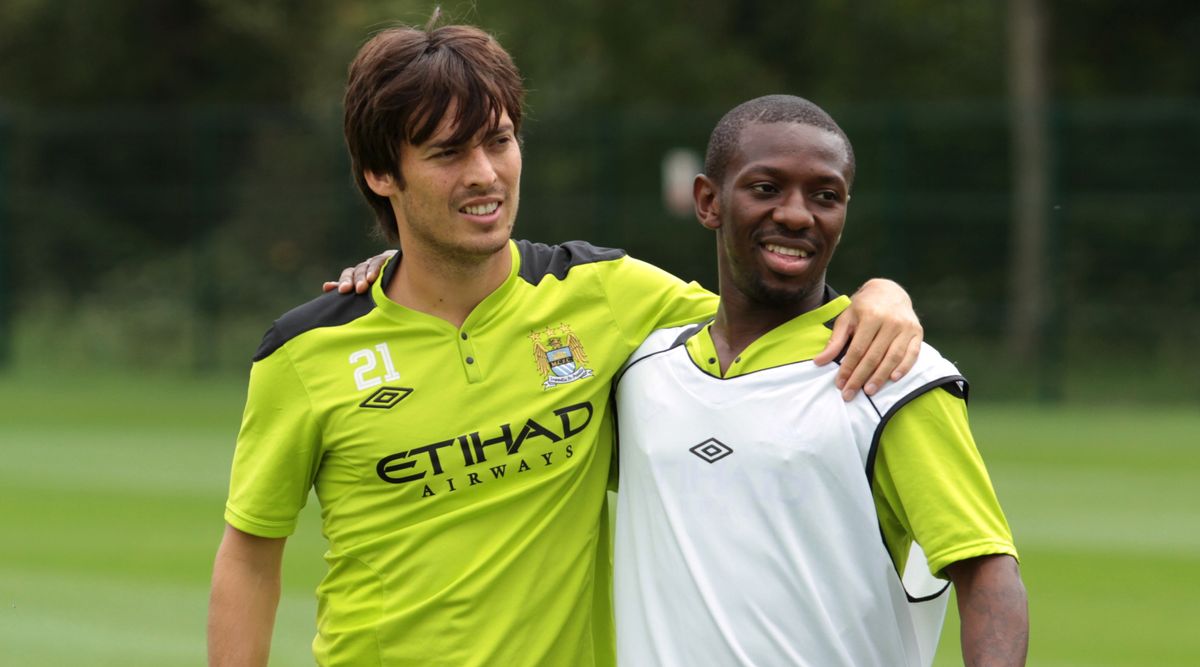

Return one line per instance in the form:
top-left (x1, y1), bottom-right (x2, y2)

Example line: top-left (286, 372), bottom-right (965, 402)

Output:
top-left (529, 324), bottom-right (594, 389)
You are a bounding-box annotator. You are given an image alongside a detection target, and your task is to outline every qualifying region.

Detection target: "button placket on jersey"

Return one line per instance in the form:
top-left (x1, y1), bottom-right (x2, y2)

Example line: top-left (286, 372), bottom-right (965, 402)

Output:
top-left (458, 329), bottom-right (482, 383)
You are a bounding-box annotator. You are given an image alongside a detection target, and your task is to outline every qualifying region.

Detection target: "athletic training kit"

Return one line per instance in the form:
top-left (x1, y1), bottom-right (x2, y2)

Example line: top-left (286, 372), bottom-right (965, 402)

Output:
top-left (224, 240), bottom-right (715, 666)
top-left (613, 293), bottom-right (1017, 667)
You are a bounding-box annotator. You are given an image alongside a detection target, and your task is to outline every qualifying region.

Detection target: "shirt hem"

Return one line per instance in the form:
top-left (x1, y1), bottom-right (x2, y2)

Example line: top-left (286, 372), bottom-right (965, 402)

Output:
top-left (224, 504), bottom-right (297, 538)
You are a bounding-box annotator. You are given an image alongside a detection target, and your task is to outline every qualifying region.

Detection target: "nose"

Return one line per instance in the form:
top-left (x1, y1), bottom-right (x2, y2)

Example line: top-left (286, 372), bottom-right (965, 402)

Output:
top-left (771, 191), bottom-right (815, 230)
top-left (462, 146), bottom-right (498, 190)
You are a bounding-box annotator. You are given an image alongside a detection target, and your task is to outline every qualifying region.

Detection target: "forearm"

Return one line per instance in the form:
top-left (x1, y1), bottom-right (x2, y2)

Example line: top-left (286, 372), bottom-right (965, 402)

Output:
top-left (207, 527), bottom-right (285, 667)
top-left (950, 554), bottom-right (1029, 667)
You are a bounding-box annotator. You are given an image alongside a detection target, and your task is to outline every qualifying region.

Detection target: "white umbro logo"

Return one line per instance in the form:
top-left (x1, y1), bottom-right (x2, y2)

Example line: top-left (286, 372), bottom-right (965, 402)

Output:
top-left (689, 438), bottom-right (733, 464)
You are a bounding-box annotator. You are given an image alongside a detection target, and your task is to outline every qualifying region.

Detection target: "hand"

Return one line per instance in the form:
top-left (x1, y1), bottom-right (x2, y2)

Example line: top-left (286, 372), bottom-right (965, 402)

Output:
top-left (321, 250), bottom-right (397, 294)
top-left (813, 278), bottom-right (922, 400)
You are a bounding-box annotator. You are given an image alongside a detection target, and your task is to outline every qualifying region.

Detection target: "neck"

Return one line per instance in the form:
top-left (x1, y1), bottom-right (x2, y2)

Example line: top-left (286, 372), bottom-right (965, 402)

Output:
top-left (385, 242), bottom-right (512, 328)
top-left (709, 282), bottom-right (825, 375)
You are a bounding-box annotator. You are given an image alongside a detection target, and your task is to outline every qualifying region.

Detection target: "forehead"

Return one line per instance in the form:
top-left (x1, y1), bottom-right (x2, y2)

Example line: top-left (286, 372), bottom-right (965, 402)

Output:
top-left (730, 122), bottom-right (849, 181)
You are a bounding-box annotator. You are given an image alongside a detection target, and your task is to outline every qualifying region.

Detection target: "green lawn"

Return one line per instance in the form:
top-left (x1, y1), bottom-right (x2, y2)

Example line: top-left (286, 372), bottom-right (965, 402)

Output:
top-left (1, 373), bottom-right (1197, 665)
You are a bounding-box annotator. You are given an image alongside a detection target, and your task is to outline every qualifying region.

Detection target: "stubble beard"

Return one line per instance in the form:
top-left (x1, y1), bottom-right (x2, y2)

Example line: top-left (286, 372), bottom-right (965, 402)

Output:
top-left (404, 197), bottom-right (517, 273)
top-left (726, 246), bottom-right (826, 311)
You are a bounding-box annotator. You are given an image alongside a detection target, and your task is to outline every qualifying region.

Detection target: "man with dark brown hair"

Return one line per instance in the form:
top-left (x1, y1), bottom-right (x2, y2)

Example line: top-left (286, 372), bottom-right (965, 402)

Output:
top-left (208, 19), bottom-right (924, 667)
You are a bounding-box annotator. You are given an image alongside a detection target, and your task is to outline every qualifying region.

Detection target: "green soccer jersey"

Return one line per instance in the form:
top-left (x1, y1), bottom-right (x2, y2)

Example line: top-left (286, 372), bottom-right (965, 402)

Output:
top-left (225, 239), bottom-right (717, 667)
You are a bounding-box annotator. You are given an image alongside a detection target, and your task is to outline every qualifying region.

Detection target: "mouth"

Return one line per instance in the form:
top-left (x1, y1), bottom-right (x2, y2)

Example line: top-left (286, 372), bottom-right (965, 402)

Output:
top-left (457, 198), bottom-right (504, 225)
top-left (460, 201), bottom-right (500, 216)
top-left (759, 241), bottom-right (817, 275)
top-left (762, 242), bottom-right (812, 259)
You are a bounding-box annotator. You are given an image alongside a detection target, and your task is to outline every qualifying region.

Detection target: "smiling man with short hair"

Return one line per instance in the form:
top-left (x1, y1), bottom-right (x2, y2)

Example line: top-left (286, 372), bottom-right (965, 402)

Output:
top-left (612, 95), bottom-right (1028, 667)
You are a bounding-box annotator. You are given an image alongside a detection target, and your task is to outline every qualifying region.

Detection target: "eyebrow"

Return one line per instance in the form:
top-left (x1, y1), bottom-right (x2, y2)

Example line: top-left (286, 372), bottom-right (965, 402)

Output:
top-left (742, 165), bottom-right (846, 186)
top-left (428, 122), bottom-right (515, 151)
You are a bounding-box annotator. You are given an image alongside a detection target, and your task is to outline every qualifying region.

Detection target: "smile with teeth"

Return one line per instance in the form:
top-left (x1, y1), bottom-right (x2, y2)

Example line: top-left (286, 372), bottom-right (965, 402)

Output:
top-left (461, 202), bottom-right (500, 216)
top-left (764, 243), bottom-right (811, 258)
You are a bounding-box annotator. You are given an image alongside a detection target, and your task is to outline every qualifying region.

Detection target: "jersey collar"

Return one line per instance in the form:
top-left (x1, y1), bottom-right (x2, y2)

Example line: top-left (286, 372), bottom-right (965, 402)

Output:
top-left (370, 240), bottom-right (522, 332)
top-left (685, 290), bottom-right (851, 378)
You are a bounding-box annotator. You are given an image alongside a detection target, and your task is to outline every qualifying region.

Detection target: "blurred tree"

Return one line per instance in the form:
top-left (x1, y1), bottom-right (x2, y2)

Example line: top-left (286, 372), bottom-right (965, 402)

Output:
top-left (0, 0), bottom-right (1194, 390)
top-left (1007, 0), bottom-right (1051, 368)
top-left (0, 0), bottom-right (339, 294)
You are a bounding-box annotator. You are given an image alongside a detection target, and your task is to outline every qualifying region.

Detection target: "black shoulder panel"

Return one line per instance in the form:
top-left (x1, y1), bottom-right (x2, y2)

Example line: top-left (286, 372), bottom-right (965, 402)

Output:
top-left (515, 239), bottom-right (626, 285)
top-left (253, 291), bottom-right (376, 361)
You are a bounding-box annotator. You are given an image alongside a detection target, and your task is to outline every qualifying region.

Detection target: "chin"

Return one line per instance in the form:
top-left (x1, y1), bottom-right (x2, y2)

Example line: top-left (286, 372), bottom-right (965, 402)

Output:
top-left (748, 279), bottom-right (822, 307)
top-left (465, 233), bottom-right (512, 257)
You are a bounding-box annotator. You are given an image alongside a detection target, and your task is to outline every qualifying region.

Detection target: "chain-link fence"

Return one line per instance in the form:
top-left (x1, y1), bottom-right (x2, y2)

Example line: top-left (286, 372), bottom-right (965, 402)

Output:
top-left (2, 100), bottom-right (1197, 400)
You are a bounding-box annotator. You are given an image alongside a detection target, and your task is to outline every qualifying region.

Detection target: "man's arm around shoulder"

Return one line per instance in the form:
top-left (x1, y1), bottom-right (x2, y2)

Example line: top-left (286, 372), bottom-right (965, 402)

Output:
top-left (208, 524), bottom-right (286, 667)
top-left (946, 554), bottom-right (1029, 667)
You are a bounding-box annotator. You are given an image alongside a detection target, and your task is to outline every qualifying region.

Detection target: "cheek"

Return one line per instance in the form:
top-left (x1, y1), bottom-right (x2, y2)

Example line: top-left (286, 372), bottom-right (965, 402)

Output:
top-left (503, 152), bottom-right (523, 182)
top-left (822, 216), bottom-right (846, 245)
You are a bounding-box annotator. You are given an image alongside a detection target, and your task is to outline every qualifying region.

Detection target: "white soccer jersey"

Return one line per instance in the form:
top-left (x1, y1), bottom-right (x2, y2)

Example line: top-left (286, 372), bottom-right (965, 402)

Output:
top-left (613, 320), bottom-right (963, 667)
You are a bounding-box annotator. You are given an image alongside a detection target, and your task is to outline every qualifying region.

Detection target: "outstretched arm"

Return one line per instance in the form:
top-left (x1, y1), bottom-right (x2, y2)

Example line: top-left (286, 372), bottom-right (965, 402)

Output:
top-left (208, 524), bottom-right (287, 667)
top-left (946, 554), bottom-right (1029, 667)
top-left (322, 249), bottom-right (397, 294)
top-left (814, 278), bottom-right (923, 400)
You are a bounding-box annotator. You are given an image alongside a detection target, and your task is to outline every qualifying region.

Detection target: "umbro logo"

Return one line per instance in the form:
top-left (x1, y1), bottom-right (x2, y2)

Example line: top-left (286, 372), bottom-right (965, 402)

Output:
top-left (689, 438), bottom-right (733, 464)
top-left (360, 386), bottom-right (413, 409)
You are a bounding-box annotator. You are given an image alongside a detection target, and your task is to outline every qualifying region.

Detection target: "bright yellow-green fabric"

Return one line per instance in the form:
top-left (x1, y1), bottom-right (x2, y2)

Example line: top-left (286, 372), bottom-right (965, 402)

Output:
top-left (874, 390), bottom-right (1018, 578)
top-left (685, 295), bottom-right (851, 378)
top-left (682, 295), bottom-right (1016, 579)
top-left (226, 240), bottom-right (717, 667)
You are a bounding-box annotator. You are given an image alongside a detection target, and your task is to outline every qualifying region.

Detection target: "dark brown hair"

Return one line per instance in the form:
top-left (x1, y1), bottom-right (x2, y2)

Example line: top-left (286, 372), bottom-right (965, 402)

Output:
top-left (343, 21), bottom-right (525, 241)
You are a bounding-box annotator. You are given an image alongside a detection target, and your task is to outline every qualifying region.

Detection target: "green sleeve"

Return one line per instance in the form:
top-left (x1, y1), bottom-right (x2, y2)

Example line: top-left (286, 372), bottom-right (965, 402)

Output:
top-left (224, 345), bottom-right (323, 538)
top-left (872, 388), bottom-right (1018, 578)
top-left (598, 255), bottom-right (718, 347)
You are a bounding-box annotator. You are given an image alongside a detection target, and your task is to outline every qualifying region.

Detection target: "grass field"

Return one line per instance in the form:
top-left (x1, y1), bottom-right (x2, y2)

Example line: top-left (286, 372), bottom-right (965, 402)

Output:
top-left (1, 371), bottom-right (1197, 666)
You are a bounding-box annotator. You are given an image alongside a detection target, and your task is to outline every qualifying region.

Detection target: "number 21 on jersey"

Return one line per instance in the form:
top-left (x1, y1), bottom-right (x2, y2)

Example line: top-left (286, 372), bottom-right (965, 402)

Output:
top-left (350, 343), bottom-right (400, 391)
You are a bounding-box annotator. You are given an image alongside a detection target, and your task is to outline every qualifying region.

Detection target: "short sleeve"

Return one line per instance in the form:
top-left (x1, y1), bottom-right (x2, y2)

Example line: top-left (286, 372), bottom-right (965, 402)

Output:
top-left (598, 255), bottom-right (718, 348)
top-left (224, 344), bottom-right (323, 538)
top-left (872, 387), bottom-right (1018, 578)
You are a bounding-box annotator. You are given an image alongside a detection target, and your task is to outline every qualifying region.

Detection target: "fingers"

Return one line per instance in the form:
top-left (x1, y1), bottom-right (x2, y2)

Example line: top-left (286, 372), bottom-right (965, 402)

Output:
top-left (891, 333), bottom-right (923, 382)
top-left (860, 327), bottom-right (920, 396)
top-left (352, 263), bottom-right (370, 293)
top-left (324, 250), bottom-right (397, 295)
top-left (814, 315), bottom-right (852, 366)
top-left (352, 251), bottom-right (392, 293)
top-left (335, 266), bottom-right (356, 294)
top-left (835, 317), bottom-right (883, 400)
top-left (319, 269), bottom-right (355, 294)
top-left (836, 317), bottom-right (924, 400)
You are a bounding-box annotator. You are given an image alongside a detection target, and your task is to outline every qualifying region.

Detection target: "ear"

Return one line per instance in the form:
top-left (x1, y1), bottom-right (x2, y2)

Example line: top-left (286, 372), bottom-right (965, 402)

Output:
top-left (364, 170), bottom-right (399, 197)
top-left (693, 174), bottom-right (722, 230)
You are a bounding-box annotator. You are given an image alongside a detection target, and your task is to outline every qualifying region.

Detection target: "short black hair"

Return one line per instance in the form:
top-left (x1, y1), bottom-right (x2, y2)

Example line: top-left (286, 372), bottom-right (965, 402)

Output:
top-left (704, 95), bottom-right (855, 188)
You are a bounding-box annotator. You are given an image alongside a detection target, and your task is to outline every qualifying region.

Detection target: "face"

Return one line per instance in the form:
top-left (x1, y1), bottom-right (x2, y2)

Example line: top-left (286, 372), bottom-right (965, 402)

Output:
top-left (367, 106), bottom-right (522, 266)
top-left (696, 122), bottom-right (851, 311)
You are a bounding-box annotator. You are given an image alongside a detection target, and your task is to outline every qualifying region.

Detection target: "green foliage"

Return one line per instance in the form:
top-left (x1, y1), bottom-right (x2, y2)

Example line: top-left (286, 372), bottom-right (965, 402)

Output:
top-left (0, 0), bottom-right (1197, 393)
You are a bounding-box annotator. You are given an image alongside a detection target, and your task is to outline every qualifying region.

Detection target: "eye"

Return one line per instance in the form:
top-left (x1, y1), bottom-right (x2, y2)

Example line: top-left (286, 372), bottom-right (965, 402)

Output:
top-left (749, 182), bottom-right (779, 195)
top-left (489, 133), bottom-right (517, 151)
top-left (432, 147), bottom-right (459, 159)
top-left (813, 190), bottom-right (842, 203)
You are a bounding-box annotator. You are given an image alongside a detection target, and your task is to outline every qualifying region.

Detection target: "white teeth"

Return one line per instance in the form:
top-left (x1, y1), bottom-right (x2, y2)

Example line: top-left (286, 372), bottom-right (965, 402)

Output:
top-left (462, 202), bottom-right (500, 216)
top-left (765, 243), bottom-right (810, 258)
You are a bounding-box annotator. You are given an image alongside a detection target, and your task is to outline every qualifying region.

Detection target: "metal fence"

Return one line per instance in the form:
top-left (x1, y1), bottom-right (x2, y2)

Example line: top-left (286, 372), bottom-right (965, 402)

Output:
top-left (1, 99), bottom-right (1197, 400)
